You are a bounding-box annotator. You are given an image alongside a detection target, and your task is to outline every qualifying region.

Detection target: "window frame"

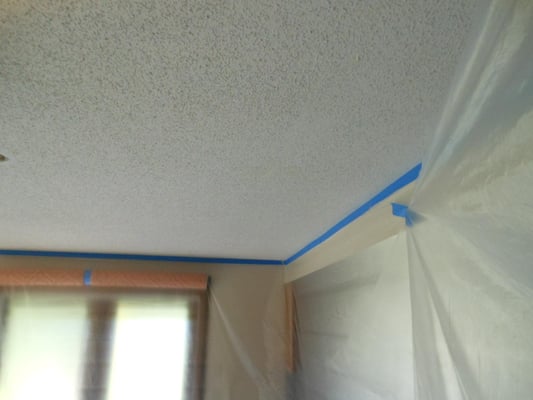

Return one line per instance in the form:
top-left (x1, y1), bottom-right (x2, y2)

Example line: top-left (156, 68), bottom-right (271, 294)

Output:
top-left (0, 286), bottom-right (208, 400)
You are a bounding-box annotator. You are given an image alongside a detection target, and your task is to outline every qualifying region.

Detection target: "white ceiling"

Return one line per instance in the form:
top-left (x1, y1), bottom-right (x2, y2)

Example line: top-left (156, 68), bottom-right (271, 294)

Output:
top-left (0, 0), bottom-right (479, 259)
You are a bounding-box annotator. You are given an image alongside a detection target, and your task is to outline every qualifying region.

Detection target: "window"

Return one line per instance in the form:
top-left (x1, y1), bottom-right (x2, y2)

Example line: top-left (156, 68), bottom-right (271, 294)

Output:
top-left (0, 287), bottom-right (207, 400)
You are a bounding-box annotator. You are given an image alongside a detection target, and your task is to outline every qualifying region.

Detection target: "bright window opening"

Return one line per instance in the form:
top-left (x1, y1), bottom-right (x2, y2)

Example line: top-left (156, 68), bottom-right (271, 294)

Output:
top-left (0, 297), bottom-right (88, 400)
top-left (106, 301), bottom-right (189, 400)
top-left (0, 292), bottom-right (205, 400)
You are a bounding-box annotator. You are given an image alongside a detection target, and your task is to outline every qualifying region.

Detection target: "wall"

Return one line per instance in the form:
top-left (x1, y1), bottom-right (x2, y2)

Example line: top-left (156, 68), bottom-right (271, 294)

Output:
top-left (285, 182), bottom-right (414, 282)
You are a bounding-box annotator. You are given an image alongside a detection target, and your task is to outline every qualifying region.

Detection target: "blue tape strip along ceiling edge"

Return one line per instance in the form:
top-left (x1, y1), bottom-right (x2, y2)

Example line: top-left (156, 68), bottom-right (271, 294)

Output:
top-left (0, 250), bottom-right (284, 265)
top-left (283, 163), bottom-right (422, 265)
top-left (0, 163), bottom-right (422, 266)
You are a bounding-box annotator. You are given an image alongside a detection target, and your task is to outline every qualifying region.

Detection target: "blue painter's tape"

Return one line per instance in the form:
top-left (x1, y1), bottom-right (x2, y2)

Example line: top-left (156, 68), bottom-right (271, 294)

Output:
top-left (83, 270), bottom-right (92, 286)
top-left (283, 163), bottom-right (421, 265)
top-left (0, 250), bottom-right (283, 266)
top-left (0, 164), bottom-right (421, 267)
top-left (391, 203), bottom-right (413, 226)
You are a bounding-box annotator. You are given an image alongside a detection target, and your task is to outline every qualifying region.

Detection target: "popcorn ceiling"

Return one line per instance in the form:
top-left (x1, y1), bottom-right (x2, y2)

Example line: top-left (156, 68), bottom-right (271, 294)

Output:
top-left (0, 0), bottom-right (480, 259)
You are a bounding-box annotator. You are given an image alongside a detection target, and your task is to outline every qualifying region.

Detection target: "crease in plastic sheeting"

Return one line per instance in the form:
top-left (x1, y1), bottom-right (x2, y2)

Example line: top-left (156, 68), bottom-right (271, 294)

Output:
top-left (292, 232), bottom-right (413, 400)
top-left (408, 232), bottom-right (482, 400)
top-left (325, 242), bottom-right (412, 399)
top-left (211, 293), bottom-right (284, 400)
top-left (411, 1), bottom-right (533, 205)
top-left (408, 208), bottom-right (533, 399)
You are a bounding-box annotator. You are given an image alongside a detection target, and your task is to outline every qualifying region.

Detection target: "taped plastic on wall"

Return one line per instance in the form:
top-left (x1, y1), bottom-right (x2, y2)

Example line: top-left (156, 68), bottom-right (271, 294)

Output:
top-left (291, 232), bottom-right (412, 400)
top-left (408, 0), bottom-right (533, 397)
top-left (291, 0), bottom-right (533, 399)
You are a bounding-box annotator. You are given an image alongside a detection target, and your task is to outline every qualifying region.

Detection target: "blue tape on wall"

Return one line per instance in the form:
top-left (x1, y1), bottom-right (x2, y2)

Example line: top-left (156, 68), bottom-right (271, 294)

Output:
top-left (83, 269), bottom-right (92, 286)
top-left (391, 203), bottom-right (413, 226)
top-left (283, 163), bottom-right (421, 265)
top-left (0, 163), bottom-right (421, 267)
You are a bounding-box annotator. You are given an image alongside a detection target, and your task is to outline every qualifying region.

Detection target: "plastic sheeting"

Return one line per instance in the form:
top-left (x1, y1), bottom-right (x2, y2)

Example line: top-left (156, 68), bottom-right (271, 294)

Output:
top-left (291, 0), bottom-right (533, 399)
top-left (292, 233), bottom-right (412, 400)
top-left (408, 0), bottom-right (533, 396)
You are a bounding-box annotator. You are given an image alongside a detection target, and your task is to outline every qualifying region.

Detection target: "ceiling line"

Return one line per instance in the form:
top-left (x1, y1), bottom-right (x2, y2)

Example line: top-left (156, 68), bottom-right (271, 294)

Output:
top-left (0, 249), bottom-right (283, 265)
top-left (0, 163), bottom-right (422, 266)
top-left (282, 163), bottom-right (422, 265)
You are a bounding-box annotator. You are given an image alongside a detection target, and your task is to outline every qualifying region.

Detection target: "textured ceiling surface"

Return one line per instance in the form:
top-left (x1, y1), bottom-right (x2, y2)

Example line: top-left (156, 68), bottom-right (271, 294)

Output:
top-left (0, 0), bottom-right (479, 259)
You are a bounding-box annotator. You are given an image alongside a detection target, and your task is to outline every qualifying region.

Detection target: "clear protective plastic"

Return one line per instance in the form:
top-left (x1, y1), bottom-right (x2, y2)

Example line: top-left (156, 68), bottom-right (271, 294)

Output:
top-left (408, 0), bottom-right (533, 397)
top-left (291, 0), bottom-right (533, 399)
top-left (292, 232), bottom-right (412, 400)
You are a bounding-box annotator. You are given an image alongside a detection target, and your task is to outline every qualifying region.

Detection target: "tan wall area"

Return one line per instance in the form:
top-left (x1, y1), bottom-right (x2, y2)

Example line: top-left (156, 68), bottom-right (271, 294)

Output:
top-left (285, 182), bottom-right (415, 282)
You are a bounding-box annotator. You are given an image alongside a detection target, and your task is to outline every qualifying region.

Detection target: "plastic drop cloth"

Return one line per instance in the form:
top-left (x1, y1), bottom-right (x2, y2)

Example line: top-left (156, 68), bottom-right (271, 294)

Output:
top-left (291, 0), bottom-right (533, 399)
top-left (291, 233), bottom-right (413, 400)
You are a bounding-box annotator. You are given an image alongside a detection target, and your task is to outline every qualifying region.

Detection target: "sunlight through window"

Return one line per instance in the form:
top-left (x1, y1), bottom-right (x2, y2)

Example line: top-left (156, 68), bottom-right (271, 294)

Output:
top-left (106, 301), bottom-right (190, 400)
top-left (0, 295), bottom-right (193, 400)
top-left (0, 297), bottom-right (87, 400)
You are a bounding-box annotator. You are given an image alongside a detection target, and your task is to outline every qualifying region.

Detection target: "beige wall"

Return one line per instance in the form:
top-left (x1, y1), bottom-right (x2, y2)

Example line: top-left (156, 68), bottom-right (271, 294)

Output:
top-left (285, 182), bottom-right (415, 282)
